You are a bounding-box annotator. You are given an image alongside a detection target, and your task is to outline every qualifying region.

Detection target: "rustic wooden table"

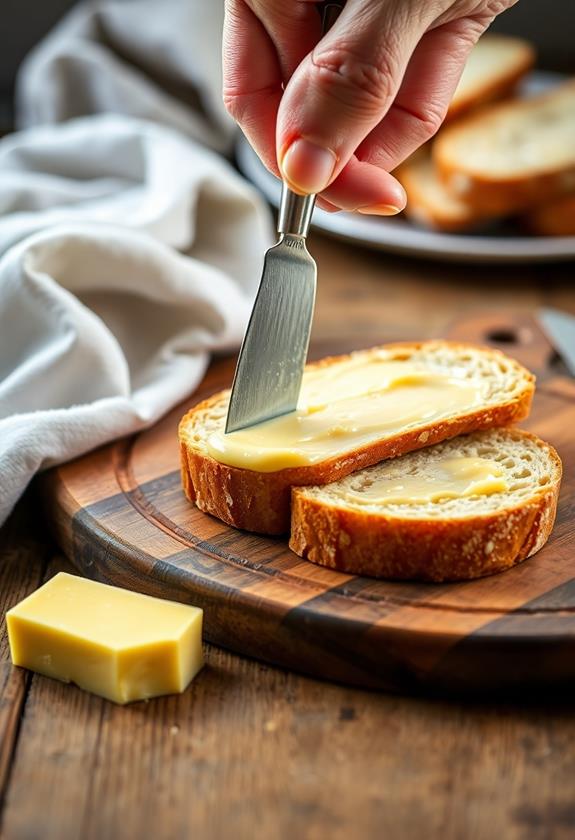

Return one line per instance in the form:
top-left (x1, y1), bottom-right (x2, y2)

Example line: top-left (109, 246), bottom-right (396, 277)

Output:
top-left (1, 233), bottom-right (574, 839)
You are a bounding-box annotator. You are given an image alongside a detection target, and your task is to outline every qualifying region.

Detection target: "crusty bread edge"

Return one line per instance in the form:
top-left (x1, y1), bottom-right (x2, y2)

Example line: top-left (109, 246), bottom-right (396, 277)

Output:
top-left (445, 41), bottom-right (535, 122)
top-left (179, 342), bottom-right (535, 535)
top-left (522, 193), bottom-right (575, 237)
top-left (289, 431), bottom-right (562, 582)
top-left (397, 155), bottom-right (493, 232)
top-left (437, 164), bottom-right (575, 216)
top-left (434, 81), bottom-right (575, 214)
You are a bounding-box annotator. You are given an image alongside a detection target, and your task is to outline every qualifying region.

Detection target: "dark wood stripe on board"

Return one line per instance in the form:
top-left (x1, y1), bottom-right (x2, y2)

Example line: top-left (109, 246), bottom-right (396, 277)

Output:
top-left (44, 319), bottom-right (575, 694)
top-left (428, 575), bottom-right (575, 695)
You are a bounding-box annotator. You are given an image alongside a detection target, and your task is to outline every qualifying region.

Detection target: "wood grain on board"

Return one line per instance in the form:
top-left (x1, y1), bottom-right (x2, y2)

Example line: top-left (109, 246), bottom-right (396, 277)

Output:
top-left (41, 313), bottom-right (575, 695)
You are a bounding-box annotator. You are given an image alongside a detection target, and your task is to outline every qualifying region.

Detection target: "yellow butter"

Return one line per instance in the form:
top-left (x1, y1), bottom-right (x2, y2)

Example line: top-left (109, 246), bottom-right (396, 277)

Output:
top-left (6, 573), bottom-right (203, 705)
top-left (344, 456), bottom-right (508, 506)
top-left (208, 356), bottom-right (484, 472)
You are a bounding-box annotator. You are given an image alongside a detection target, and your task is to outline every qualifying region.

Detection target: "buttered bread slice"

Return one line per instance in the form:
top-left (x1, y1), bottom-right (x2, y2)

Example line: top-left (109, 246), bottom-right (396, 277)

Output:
top-left (290, 429), bottom-right (561, 582)
top-left (434, 80), bottom-right (575, 214)
top-left (179, 342), bottom-right (534, 535)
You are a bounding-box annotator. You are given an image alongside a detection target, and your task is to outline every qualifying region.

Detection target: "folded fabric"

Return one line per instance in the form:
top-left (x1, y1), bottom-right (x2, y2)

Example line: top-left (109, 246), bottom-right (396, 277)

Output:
top-left (0, 0), bottom-right (274, 525)
top-left (16, 0), bottom-right (232, 152)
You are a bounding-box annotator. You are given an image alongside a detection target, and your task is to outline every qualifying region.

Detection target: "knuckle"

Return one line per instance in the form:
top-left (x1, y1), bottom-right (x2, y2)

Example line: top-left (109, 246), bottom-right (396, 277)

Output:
top-left (310, 44), bottom-right (398, 116)
top-left (390, 100), bottom-right (447, 150)
top-left (436, 1), bottom-right (517, 30)
top-left (441, 15), bottom-right (487, 45)
top-left (222, 82), bottom-right (278, 124)
top-left (222, 89), bottom-right (243, 122)
top-left (413, 102), bottom-right (446, 137)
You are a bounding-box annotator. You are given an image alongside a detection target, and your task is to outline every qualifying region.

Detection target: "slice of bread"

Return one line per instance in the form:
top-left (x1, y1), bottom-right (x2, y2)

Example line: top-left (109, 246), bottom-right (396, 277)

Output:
top-left (397, 149), bottom-right (494, 232)
top-left (434, 80), bottom-right (575, 215)
top-left (290, 429), bottom-right (561, 582)
top-left (447, 34), bottom-right (535, 121)
top-left (179, 342), bottom-right (534, 535)
top-left (523, 192), bottom-right (575, 237)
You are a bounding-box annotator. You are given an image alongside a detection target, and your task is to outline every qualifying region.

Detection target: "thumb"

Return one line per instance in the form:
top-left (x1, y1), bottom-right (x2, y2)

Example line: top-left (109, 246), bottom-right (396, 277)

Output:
top-left (276, 0), bottom-right (428, 194)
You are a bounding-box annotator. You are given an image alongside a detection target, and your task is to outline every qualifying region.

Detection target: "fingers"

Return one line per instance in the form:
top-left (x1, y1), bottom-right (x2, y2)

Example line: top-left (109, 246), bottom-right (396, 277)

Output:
top-left (319, 156), bottom-right (407, 214)
top-left (223, 0), bottom-right (406, 213)
top-left (357, 17), bottom-right (487, 170)
top-left (246, 0), bottom-right (321, 82)
top-left (315, 196), bottom-right (341, 213)
top-left (224, 0), bottom-right (495, 216)
top-left (223, 0), bottom-right (321, 177)
top-left (223, 0), bottom-right (282, 174)
top-left (276, 0), bottom-right (433, 195)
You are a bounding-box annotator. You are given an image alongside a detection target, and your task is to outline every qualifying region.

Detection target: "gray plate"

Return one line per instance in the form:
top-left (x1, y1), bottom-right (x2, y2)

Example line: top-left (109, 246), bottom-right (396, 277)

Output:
top-left (236, 72), bottom-right (575, 264)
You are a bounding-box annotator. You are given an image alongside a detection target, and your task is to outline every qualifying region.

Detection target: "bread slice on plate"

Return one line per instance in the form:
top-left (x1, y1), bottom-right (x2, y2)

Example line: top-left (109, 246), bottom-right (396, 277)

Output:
top-left (179, 342), bottom-right (534, 535)
top-left (397, 148), bottom-right (494, 232)
top-left (446, 34), bottom-right (535, 121)
top-left (434, 80), bottom-right (575, 214)
top-left (523, 192), bottom-right (575, 237)
top-left (290, 429), bottom-right (561, 582)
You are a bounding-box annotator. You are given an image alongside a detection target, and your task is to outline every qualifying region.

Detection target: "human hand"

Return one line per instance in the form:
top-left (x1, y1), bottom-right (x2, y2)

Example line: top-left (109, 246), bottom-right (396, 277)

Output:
top-left (223, 0), bottom-right (516, 214)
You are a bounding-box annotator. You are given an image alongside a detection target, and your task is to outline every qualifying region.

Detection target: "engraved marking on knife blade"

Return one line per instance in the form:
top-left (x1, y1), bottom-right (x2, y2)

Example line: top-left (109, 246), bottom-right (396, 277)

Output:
top-left (283, 237), bottom-right (305, 250)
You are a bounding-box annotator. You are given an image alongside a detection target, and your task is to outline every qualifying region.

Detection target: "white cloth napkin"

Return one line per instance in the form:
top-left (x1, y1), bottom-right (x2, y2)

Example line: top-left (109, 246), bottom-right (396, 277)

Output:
top-left (0, 0), bottom-right (274, 525)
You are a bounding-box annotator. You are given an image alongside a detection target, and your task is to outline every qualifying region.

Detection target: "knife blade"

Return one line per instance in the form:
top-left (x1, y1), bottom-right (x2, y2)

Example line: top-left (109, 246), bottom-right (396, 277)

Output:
top-left (225, 2), bottom-right (342, 435)
top-left (538, 307), bottom-right (575, 376)
top-left (225, 186), bottom-right (317, 433)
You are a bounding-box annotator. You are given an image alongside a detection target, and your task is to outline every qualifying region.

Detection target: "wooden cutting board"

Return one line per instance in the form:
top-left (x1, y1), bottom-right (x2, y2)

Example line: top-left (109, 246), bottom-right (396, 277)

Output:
top-left (42, 314), bottom-right (575, 695)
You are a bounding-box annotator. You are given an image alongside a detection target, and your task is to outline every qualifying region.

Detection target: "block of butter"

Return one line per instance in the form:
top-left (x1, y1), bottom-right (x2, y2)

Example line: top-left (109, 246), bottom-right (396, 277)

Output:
top-left (6, 573), bottom-right (203, 704)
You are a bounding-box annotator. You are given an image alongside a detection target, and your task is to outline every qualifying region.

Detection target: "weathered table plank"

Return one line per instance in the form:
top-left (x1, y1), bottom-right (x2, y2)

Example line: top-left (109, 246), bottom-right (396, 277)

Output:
top-left (0, 499), bottom-right (49, 811)
top-left (3, 581), bottom-right (575, 840)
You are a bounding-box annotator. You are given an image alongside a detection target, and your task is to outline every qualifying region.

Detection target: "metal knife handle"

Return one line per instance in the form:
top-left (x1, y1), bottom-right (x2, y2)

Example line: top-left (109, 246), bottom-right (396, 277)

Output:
top-left (277, 184), bottom-right (316, 238)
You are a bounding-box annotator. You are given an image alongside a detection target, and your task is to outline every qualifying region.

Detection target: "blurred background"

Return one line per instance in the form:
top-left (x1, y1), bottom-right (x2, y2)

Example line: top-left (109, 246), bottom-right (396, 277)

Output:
top-left (1, 0), bottom-right (574, 132)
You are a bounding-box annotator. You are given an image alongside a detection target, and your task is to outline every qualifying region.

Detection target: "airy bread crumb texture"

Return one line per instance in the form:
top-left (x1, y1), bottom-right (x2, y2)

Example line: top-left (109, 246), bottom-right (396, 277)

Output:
top-left (296, 428), bottom-right (559, 520)
top-left (290, 429), bottom-right (561, 582)
top-left (438, 80), bottom-right (575, 179)
top-left (434, 80), bottom-right (575, 215)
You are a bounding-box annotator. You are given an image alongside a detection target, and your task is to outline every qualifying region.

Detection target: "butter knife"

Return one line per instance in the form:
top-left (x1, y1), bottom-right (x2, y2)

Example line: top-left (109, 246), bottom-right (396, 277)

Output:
top-left (225, 186), bottom-right (317, 433)
top-left (225, 2), bottom-right (342, 434)
top-left (538, 307), bottom-right (575, 377)
top-left (225, 2), bottom-right (341, 434)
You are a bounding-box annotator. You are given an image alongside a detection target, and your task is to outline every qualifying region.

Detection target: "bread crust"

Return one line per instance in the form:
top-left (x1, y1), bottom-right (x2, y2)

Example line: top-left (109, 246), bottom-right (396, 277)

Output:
top-left (438, 165), bottom-right (575, 217)
top-left (179, 342), bottom-right (535, 535)
top-left (434, 81), bottom-right (575, 215)
top-left (397, 151), bottom-right (493, 233)
top-left (289, 432), bottom-right (561, 582)
top-left (523, 193), bottom-right (575, 237)
top-left (445, 40), bottom-right (535, 122)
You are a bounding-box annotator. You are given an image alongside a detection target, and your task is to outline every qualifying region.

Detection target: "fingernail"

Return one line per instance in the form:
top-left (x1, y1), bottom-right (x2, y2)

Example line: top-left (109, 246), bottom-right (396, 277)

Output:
top-left (357, 203), bottom-right (403, 216)
top-left (280, 138), bottom-right (337, 195)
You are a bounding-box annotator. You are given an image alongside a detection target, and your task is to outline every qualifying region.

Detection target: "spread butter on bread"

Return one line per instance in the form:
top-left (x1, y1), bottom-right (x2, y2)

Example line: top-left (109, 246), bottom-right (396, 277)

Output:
top-left (290, 429), bottom-right (561, 582)
top-left (179, 342), bottom-right (534, 535)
